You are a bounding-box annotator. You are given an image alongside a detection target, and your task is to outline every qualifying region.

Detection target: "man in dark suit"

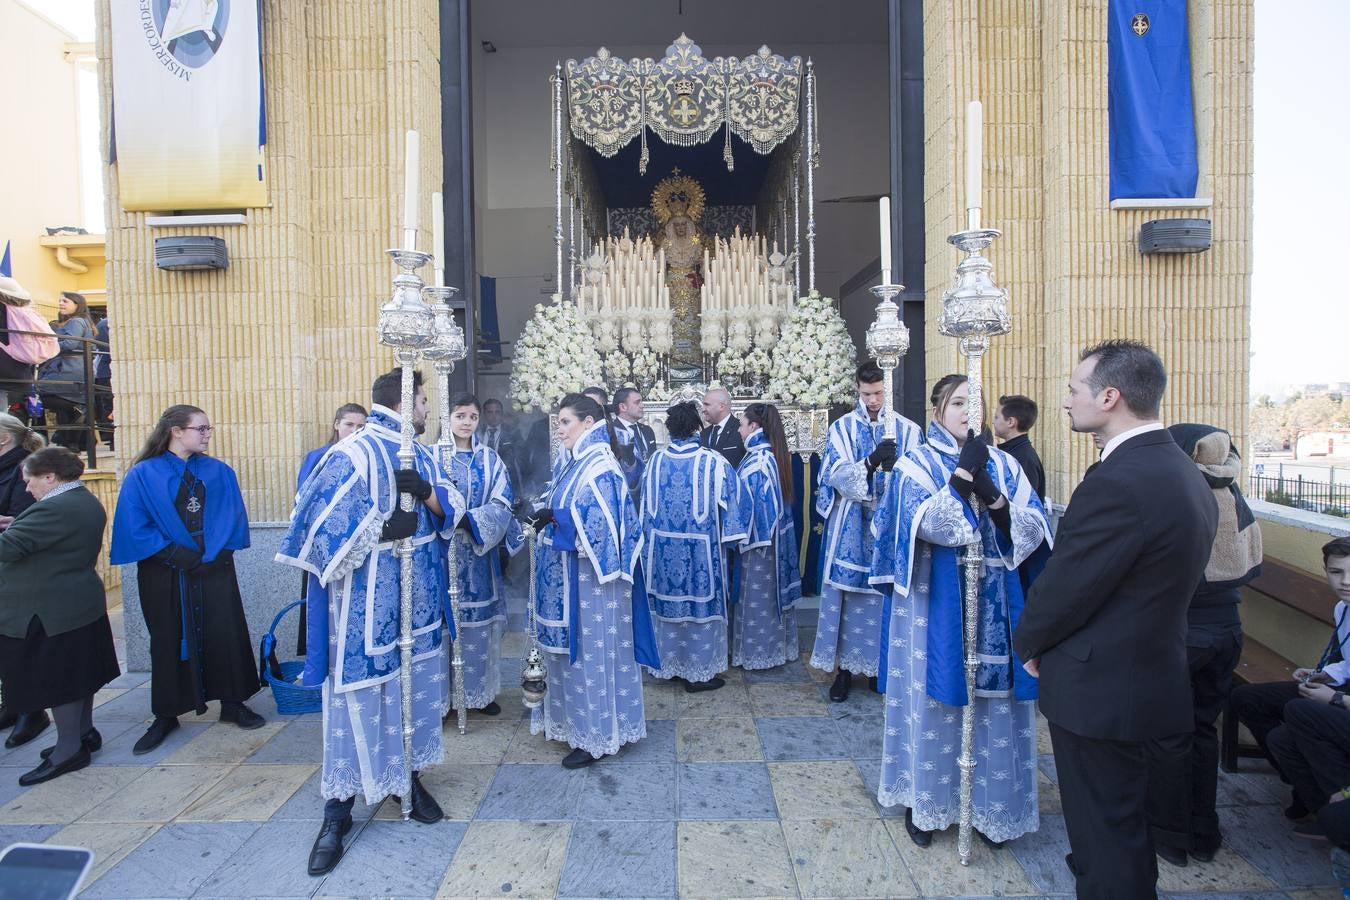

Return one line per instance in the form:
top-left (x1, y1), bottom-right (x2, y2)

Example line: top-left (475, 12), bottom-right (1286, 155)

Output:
top-left (1012, 340), bottom-right (1218, 899)
top-left (612, 387), bottom-right (656, 500)
top-left (477, 398), bottom-right (522, 489)
top-left (700, 386), bottom-right (745, 468)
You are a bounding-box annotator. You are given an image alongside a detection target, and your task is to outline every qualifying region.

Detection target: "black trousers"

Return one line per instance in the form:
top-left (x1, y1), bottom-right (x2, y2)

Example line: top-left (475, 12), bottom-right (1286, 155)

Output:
top-left (1230, 679), bottom-right (1302, 778)
top-left (1051, 721), bottom-right (1160, 900)
top-left (1146, 630), bottom-right (1243, 852)
top-left (1267, 698), bottom-right (1350, 812)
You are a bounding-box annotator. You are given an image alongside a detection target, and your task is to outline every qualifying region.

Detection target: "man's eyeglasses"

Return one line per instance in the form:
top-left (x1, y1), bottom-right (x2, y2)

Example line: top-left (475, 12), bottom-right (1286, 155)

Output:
top-left (184, 425), bottom-right (214, 434)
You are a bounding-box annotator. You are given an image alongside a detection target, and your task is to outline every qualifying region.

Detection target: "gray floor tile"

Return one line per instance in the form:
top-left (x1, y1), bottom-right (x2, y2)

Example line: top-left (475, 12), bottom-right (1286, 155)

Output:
top-left (576, 763), bottom-right (676, 821)
top-left (243, 720), bottom-right (323, 765)
top-left (559, 819), bottom-right (676, 898)
top-left (613, 718), bottom-right (676, 764)
top-left (82, 821), bottom-right (258, 898)
top-left (826, 712), bottom-right (884, 759)
top-left (0, 823), bottom-right (61, 845)
top-left (104, 672), bottom-right (152, 690)
top-left (476, 763), bottom-right (586, 820)
top-left (677, 762), bottom-right (779, 820)
top-left (314, 819), bottom-right (466, 898)
top-left (269, 769), bottom-right (377, 823)
top-left (755, 715), bottom-right (848, 761)
top-left (193, 819), bottom-right (327, 897)
top-left (741, 658), bottom-right (813, 683)
top-left (853, 759), bottom-right (904, 818)
top-left (86, 688), bottom-right (155, 722)
top-left (1216, 767), bottom-right (1287, 807)
top-left (0, 769), bottom-right (34, 809)
top-left (1220, 803), bottom-right (1336, 889)
top-left (92, 721), bottom-right (211, 766)
top-left (1006, 812), bottom-right (1077, 895)
top-left (816, 680), bottom-right (887, 718)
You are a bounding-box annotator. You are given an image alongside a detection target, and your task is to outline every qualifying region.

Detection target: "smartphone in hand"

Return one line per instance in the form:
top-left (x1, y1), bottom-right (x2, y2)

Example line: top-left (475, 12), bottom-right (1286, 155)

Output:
top-left (0, 843), bottom-right (95, 900)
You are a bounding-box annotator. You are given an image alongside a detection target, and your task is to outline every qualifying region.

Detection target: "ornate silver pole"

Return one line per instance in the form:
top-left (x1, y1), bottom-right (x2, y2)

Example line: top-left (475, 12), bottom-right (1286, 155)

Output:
top-left (520, 523), bottom-right (548, 708)
top-left (866, 280), bottom-right (910, 501)
top-left (938, 225), bottom-right (1011, 865)
top-left (552, 63), bottom-right (565, 295)
top-left (377, 247), bottom-right (437, 822)
top-left (804, 59), bottom-right (818, 294)
top-left (423, 284), bottom-right (468, 734)
top-left (792, 167), bottom-right (801, 299)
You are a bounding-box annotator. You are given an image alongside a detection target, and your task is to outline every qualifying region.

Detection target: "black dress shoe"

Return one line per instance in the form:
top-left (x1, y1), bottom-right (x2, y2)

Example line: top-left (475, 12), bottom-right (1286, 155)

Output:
top-left (390, 772), bottom-right (444, 824)
top-left (1156, 843), bottom-right (1188, 867)
top-left (1286, 794), bottom-right (1311, 820)
top-left (40, 728), bottom-right (102, 760)
top-left (1065, 852), bottom-right (1080, 877)
top-left (868, 675), bottom-right (881, 693)
top-left (479, 701), bottom-right (502, 716)
top-left (5, 711), bottom-right (50, 749)
top-left (19, 747), bottom-right (91, 786)
top-left (562, 748), bottom-right (595, 769)
top-left (219, 701), bottom-right (265, 730)
top-left (829, 670), bottom-right (852, 702)
top-left (1189, 844), bottom-right (1219, 863)
top-left (307, 814), bottom-right (353, 876)
top-left (904, 808), bottom-right (932, 848)
top-left (683, 677), bottom-right (726, 693)
top-left (133, 716), bottom-right (179, 755)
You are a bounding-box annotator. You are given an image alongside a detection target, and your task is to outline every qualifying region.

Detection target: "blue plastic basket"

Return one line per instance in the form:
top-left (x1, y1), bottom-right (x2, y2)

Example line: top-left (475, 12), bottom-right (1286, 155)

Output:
top-left (260, 600), bottom-right (322, 715)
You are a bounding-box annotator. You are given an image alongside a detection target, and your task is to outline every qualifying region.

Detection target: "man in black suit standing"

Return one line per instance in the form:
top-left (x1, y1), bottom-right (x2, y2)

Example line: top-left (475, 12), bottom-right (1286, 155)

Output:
top-left (1013, 340), bottom-right (1218, 899)
top-left (612, 387), bottom-right (656, 501)
top-left (477, 398), bottom-right (522, 489)
top-left (700, 386), bottom-right (745, 468)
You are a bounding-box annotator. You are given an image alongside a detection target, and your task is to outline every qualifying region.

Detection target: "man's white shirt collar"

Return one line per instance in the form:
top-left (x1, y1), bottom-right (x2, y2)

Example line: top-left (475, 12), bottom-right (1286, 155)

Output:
top-left (1099, 421), bottom-right (1165, 461)
top-left (712, 413), bottom-right (732, 430)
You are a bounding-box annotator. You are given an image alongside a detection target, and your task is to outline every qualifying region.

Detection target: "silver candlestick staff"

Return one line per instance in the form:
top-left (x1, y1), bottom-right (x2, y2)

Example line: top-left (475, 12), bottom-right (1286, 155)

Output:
top-left (422, 283), bottom-right (469, 734)
top-left (377, 246), bottom-right (438, 821)
top-left (866, 281), bottom-right (910, 501)
top-left (938, 224), bottom-right (1011, 865)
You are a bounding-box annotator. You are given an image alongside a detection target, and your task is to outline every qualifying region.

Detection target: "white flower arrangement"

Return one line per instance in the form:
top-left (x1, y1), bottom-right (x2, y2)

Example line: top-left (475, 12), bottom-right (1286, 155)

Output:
top-left (603, 349), bottom-right (631, 386)
top-left (744, 348), bottom-right (772, 375)
top-left (768, 292), bottom-right (856, 407)
top-left (510, 296), bottom-right (605, 411)
top-left (717, 351), bottom-right (746, 376)
top-left (629, 347), bottom-right (660, 385)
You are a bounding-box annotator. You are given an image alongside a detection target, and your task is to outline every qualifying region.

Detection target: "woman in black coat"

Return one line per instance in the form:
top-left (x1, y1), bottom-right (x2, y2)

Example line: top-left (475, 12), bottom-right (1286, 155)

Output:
top-left (0, 412), bottom-right (48, 748)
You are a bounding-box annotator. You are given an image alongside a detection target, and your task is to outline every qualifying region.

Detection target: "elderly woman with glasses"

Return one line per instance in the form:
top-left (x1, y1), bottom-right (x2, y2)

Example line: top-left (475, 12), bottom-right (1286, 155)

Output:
top-left (110, 405), bottom-right (262, 756)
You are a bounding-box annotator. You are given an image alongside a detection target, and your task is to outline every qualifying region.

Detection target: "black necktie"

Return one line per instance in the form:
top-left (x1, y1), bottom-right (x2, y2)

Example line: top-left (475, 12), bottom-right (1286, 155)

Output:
top-left (488, 427), bottom-right (497, 449)
top-left (710, 424), bottom-right (720, 447)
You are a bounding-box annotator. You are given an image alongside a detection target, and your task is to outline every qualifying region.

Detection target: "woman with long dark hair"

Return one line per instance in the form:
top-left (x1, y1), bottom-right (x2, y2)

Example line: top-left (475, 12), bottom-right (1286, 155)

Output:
top-left (732, 402), bottom-right (802, 670)
top-left (297, 403), bottom-right (368, 493)
top-left (528, 392), bottom-right (657, 768)
top-left (0, 415), bottom-right (50, 748)
top-left (36, 292), bottom-right (95, 451)
top-left (111, 405), bottom-right (263, 755)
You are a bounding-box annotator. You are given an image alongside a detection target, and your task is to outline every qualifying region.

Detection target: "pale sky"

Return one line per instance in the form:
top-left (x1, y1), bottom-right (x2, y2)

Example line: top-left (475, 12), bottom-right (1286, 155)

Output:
top-left (23, 0), bottom-right (1345, 399)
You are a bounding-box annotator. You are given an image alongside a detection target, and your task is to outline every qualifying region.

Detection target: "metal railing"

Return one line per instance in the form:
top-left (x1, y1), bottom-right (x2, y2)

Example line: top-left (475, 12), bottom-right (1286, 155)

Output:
top-left (2, 324), bottom-right (112, 471)
top-left (1250, 472), bottom-right (1350, 518)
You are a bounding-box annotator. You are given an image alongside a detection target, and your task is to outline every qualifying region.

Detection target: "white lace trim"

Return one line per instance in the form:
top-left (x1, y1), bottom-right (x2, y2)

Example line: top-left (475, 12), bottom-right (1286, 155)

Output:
top-left (321, 737), bottom-right (446, 805)
top-left (918, 491), bottom-right (977, 547)
top-left (529, 716), bottom-right (647, 759)
top-left (650, 659), bottom-right (728, 683)
top-left (462, 682), bottom-right (500, 710)
top-left (733, 643), bottom-right (800, 670)
top-left (876, 779), bottom-right (1040, 844)
top-left (329, 512), bottom-right (385, 584)
top-left (837, 648), bottom-right (879, 677)
top-left (1009, 505), bottom-right (1046, 567)
top-left (833, 459), bottom-right (873, 504)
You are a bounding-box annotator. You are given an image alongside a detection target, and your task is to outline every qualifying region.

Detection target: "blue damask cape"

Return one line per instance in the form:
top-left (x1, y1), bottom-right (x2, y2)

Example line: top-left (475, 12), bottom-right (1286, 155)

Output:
top-left (816, 404), bottom-right (922, 593)
top-left (441, 438), bottom-right (524, 625)
top-left (275, 405), bottom-right (465, 690)
top-left (111, 452), bottom-right (250, 565)
top-left (640, 437), bottom-right (749, 622)
top-left (737, 431), bottom-right (803, 614)
top-left (870, 421), bottom-right (1051, 704)
top-left (533, 420), bottom-right (659, 666)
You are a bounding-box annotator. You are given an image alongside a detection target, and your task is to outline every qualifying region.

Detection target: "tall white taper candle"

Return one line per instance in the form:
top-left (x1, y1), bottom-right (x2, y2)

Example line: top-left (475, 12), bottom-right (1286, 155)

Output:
top-left (431, 191), bottom-right (445, 288)
top-left (403, 130), bottom-right (420, 249)
top-left (879, 195), bottom-right (892, 284)
top-left (965, 101), bottom-right (982, 231)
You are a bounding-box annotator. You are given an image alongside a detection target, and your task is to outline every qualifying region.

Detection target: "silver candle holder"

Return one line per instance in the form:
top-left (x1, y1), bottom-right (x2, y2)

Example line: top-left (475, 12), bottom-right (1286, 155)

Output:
top-left (866, 281), bottom-right (911, 500)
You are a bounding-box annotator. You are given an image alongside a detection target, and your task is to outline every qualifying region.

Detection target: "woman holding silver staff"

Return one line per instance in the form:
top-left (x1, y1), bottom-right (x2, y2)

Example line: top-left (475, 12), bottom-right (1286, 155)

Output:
top-left (732, 403), bottom-right (802, 671)
top-left (438, 393), bottom-right (523, 716)
top-left (869, 374), bottom-right (1051, 848)
top-left (525, 392), bottom-right (658, 769)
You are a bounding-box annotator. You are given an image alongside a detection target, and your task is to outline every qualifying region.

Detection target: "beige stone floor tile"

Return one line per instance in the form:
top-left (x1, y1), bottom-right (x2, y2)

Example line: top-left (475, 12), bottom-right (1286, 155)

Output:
top-left (769, 761), bottom-right (876, 820)
top-left (748, 682), bottom-right (830, 717)
top-left (0, 766), bottom-right (145, 824)
top-left (676, 716), bottom-right (764, 762)
top-left (1156, 845), bottom-right (1278, 893)
top-left (502, 720), bottom-right (571, 764)
top-left (782, 818), bottom-right (917, 898)
top-left (91, 687), bottom-right (127, 709)
top-left (375, 762), bottom-right (496, 821)
top-left (161, 721), bottom-right (285, 766)
top-left (677, 820), bottom-right (797, 899)
top-left (677, 681), bottom-right (752, 718)
top-left (439, 718), bottom-right (520, 764)
top-left (642, 682), bottom-right (680, 720)
top-left (884, 820), bottom-right (1041, 896)
top-left (437, 820), bottom-right (570, 898)
top-left (805, 661), bottom-right (833, 683)
top-left (77, 764), bottom-right (231, 823)
top-left (1038, 768), bottom-right (1061, 815)
top-left (47, 822), bottom-right (159, 886)
top-left (177, 763), bottom-right (314, 822)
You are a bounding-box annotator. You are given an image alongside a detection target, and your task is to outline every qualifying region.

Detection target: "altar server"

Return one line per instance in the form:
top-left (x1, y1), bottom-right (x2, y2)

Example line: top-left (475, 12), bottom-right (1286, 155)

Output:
top-left (275, 369), bottom-right (465, 876)
top-left (297, 403), bottom-right (368, 493)
top-left (640, 401), bottom-right (748, 691)
top-left (527, 392), bottom-right (657, 769)
top-left (811, 360), bottom-right (922, 701)
top-left (439, 393), bottom-right (523, 716)
top-left (732, 402), bottom-right (802, 670)
top-left (110, 405), bottom-right (263, 756)
top-left (870, 374), bottom-right (1052, 848)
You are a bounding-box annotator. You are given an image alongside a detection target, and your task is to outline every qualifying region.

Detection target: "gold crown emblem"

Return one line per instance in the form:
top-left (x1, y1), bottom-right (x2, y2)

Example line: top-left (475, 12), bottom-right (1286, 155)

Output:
top-left (672, 78), bottom-right (695, 95)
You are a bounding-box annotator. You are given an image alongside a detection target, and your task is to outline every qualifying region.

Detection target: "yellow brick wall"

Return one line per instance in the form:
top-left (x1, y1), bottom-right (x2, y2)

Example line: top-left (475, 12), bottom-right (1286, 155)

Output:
top-left (923, 1), bottom-right (1253, 503)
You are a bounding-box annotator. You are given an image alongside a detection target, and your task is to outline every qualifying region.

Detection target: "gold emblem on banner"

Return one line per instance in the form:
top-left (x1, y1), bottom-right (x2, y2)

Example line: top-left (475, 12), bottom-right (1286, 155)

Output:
top-left (1131, 13), bottom-right (1150, 37)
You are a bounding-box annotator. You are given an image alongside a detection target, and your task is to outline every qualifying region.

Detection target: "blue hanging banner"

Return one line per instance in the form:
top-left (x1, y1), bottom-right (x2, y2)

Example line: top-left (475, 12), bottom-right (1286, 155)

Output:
top-left (1108, 0), bottom-right (1199, 200)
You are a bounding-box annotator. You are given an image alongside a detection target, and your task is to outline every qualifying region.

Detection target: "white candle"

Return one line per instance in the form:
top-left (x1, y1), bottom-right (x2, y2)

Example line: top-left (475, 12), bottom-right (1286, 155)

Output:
top-left (878, 195), bottom-right (892, 285)
top-left (431, 191), bottom-right (445, 287)
top-left (402, 130), bottom-right (420, 249)
top-left (965, 101), bottom-right (982, 231)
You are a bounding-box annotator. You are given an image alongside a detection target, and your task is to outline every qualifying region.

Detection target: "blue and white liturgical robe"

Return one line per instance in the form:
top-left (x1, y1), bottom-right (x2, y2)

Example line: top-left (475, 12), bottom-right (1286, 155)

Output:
top-left (640, 437), bottom-right (749, 683)
top-left (810, 404), bottom-right (921, 676)
top-left (732, 431), bottom-right (803, 669)
top-left (440, 439), bottom-right (524, 709)
top-left (531, 420), bottom-right (658, 758)
top-left (275, 405), bottom-right (466, 805)
top-left (869, 421), bottom-right (1052, 841)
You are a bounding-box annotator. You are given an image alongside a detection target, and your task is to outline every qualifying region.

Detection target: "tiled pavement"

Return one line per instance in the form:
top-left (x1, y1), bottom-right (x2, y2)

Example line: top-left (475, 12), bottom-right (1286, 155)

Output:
top-left (0, 591), bottom-right (1341, 898)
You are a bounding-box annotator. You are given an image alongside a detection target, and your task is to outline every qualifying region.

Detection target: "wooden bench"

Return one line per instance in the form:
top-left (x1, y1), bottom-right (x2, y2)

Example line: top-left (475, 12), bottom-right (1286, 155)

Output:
top-left (1220, 558), bottom-right (1333, 772)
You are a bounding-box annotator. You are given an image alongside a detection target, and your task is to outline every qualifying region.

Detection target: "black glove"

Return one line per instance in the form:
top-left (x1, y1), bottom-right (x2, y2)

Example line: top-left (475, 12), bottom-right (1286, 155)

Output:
top-left (949, 471), bottom-right (976, 501)
top-left (152, 545), bottom-right (203, 572)
top-left (955, 430), bottom-right (989, 477)
top-left (615, 443), bottom-right (637, 466)
top-left (381, 508), bottom-right (418, 541)
top-left (988, 502), bottom-right (1012, 538)
top-left (972, 468), bottom-right (1002, 506)
top-left (866, 439), bottom-right (898, 472)
top-left (394, 469), bottom-right (433, 502)
top-left (527, 507), bottom-right (554, 531)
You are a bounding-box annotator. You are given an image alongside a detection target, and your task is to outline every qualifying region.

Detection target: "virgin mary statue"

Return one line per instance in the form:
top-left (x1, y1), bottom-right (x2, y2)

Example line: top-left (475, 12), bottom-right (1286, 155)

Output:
top-left (652, 172), bottom-right (706, 380)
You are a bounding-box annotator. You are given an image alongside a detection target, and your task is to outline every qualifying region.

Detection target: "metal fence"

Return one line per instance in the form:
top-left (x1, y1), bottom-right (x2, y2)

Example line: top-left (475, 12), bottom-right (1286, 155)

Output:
top-left (1250, 473), bottom-right (1350, 517)
top-left (2, 325), bottom-right (112, 471)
